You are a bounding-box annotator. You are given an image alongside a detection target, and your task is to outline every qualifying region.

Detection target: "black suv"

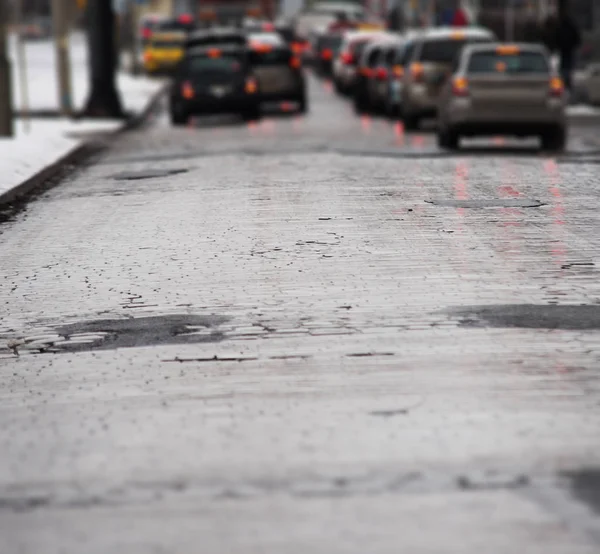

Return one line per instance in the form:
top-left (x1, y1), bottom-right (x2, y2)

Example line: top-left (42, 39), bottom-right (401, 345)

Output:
top-left (170, 44), bottom-right (261, 124)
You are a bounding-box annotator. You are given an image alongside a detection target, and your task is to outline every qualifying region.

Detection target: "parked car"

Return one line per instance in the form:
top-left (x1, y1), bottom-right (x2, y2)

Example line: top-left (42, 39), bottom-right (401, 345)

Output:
top-left (353, 34), bottom-right (402, 114)
top-left (170, 43), bottom-right (260, 125)
top-left (400, 26), bottom-right (496, 130)
top-left (437, 43), bottom-right (567, 151)
top-left (332, 30), bottom-right (384, 94)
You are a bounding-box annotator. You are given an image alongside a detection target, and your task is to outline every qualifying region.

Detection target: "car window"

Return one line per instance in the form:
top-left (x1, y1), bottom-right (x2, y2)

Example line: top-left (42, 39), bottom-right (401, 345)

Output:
top-left (185, 54), bottom-right (245, 75)
top-left (419, 38), bottom-right (492, 64)
top-left (366, 47), bottom-right (381, 67)
top-left (351, 39), bottom-right (370, 59)
top-left (384, 46), bottom-right (397, 67)
top-left (467, 51), bottom-right (549, 74)
top-left (399, 42), bottom-right (416, 66)
top-left (249, 48), bottom-right (292, 66)
top-left (150, 40), bottom-right (184, 49)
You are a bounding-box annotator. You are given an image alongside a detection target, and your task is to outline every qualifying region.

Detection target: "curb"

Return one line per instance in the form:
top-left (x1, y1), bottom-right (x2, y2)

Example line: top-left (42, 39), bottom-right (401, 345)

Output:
top-left (0, 83), bottom-right (167, 208)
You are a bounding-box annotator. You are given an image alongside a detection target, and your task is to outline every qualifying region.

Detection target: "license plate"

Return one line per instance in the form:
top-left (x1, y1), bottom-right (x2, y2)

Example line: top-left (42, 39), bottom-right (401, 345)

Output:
top-left (211, 86), bottom-right (229, 97)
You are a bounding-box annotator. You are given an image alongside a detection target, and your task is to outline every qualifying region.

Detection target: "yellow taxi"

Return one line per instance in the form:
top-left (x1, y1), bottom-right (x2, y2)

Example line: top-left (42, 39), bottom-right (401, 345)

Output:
top-left (143, 31), bottom-right (186, 75)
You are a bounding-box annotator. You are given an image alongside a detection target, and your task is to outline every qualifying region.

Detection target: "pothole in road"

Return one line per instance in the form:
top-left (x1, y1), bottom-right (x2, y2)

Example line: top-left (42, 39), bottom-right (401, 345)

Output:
top-left (451, 304), bottom-right (600, 330)
top-left (112, 168), bottom-right (188, 181)
top-left (426, 198), bottom-right (544, 209)
top-left (11, 314), bottom-right (228, 354)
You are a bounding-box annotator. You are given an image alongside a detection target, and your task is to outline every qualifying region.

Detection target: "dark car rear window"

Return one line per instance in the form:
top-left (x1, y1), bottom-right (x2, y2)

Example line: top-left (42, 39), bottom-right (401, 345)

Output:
top-left (318, 35), bottom-right (343, 51)
top-left (249, 48), bottom-right (292, 66)
top-left (467, 51), bottom-right (549, 74)
top-left (151, 40), bottom-right (184, 49)
top-left (351, 39), bottom-right (369, 58)
top-left (186, 53), bottom-right (245, 74)
top-left (419, 38), bottom-right (491, 64)
top-left (155, 20), bottom-right (196, 33)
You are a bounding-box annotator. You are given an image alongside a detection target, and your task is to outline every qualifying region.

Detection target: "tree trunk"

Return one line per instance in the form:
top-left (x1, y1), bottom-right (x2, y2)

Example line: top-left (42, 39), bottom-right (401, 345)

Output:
top-left (82, 0), bottom-right (125, 118)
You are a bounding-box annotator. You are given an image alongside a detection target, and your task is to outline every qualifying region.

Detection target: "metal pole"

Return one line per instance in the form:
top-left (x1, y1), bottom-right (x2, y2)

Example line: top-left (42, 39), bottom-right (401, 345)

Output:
top-left (130, 1), bottom-right (140, 75)
top-left (52, 0), bottom-right (73, 115)
top-left (15, 0), bottom-right (30, 133)
top-left (0, 0), bottom-right (14, 136)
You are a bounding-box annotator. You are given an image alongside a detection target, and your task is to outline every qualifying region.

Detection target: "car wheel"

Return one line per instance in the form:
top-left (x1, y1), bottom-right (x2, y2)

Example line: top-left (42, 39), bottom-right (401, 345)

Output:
top-left (170, 105), bottom-right (188, 126)
top-left (242, 107), bottom-right (261, 121)
top-left (297, 95), bottom-right (308, 114)
top-left (402, 111), bottom-right (420, 131)
top-left (438, 127), bottom-right (460, 150)
top-left (541, 127), bottom-right (566, 152)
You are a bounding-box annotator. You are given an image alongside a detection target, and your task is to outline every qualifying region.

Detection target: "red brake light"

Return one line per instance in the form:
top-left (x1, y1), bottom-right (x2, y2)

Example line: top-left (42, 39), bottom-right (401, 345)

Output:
top-left (142, 28), bottom-right (152, 39)
top-left (549, 76), bottom-right (564, 98)
top-left (341, 51), bottom-right (354, 65)
top-left (290, 56), bottom-right (301, 69)
top-left (181, 80), bottom-right (194, 99)
top-left (410, 62), bottom-right (425, 83)
top-left (321, 48), bottom-right (333, 60)
top-left (178, 14), bottom-right (193, 24)
top-left (452, 76), bottom-right (469, 97)
top-left (245, 78), bottom-right (258, 94)
top-left (262, 22), bottom-right (275, 31)
top-left (375, 67), bottom-right (388, 81)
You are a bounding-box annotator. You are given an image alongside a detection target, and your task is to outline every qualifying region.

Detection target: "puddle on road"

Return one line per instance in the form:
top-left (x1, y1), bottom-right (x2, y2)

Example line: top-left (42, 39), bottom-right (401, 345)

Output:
top-left (451, 304), bottom-right (600, 330)
top-left (112, 168), bottom-right (188, 181)
top-left (426, 198), bottom-right (544, 209)
top-left (13, 314), bottom-right (228, 354)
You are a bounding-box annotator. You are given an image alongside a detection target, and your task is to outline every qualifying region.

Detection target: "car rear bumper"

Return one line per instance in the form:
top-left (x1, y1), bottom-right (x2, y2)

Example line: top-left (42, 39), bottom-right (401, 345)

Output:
top-left (259, 88), bottom-right (305, 102)
top-left (177, 94), bottom-right (259, 114)
top-left (446, 98), bottom-right (566, 130)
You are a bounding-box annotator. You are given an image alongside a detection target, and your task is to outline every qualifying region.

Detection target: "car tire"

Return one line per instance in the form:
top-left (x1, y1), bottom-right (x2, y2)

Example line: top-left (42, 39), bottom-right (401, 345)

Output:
top-left (242, 107), bottom-right (261, 121)
top-left (541, 127), bottom-right (566, 152)
top-left (402, 111), bottom-right (420, 131)
top-left (298, 95), bottom-right (308, 114)
top-left (170, 106), bottom-right (188, 126)
top-left (438, 127), bottom-right (460, 150)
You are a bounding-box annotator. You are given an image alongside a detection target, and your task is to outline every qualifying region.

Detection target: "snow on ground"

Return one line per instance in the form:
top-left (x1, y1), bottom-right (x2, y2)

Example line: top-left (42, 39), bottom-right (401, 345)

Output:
top-left (1, 33), bottom-right (165, 202)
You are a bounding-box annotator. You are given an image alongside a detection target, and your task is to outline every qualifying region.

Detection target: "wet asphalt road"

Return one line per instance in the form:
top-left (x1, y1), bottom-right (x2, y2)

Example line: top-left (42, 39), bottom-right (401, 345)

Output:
top-left (1, 73), bottom-right (600, 553)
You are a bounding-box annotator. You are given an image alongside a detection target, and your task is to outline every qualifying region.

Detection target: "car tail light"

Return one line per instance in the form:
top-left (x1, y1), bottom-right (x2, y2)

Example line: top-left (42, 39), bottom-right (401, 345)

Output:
top-left (262, 22), bottom-right (275, 31)
top-left (207, 48), bottom-right (221, 58)
top-left (290, 56), bottom-right (301, 69)
top-left (359, 67), bottom-right (373, 78)
top-left (341, 51), bottom-right (354, 65)
top-left (549, 76), bottom-right (564, 98)
top-left (142, 28), bottom-right (152, 39)
top-left (143, 51), bottom-right (153, 62)
top-left (178, 14), bottom-right (193, 24)
top-left (245, 78), bottom-right (258, 94)
top-left (292, 42), bottom-right (303, 54)
top-left (321, 48), bottom-right (333, 60)
top-left (410, 62), bottom-right (425, 83)
top-left (181, 80), bottom-right (194, 99)
top-left (375, 67), bottom-right (388, 81)
top-left (452, 76), bottom-right (469, 97)
top-left (392, 65), bottom-right (404, 79)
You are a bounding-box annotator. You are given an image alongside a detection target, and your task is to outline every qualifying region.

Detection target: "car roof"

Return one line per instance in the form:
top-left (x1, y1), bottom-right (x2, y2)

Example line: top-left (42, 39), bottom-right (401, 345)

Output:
top-left (418, 26), bottom-right (495, 41)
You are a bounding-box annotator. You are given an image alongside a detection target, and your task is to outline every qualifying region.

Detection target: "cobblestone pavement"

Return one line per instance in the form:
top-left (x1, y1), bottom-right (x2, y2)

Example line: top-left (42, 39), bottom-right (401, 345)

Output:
top-left (1, 75), bottom-right (600, 553)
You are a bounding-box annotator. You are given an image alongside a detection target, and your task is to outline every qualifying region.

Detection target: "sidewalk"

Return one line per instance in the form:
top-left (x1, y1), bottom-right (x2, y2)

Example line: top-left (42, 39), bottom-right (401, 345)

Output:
top-left (1, 33), bottom-right (166, 205)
